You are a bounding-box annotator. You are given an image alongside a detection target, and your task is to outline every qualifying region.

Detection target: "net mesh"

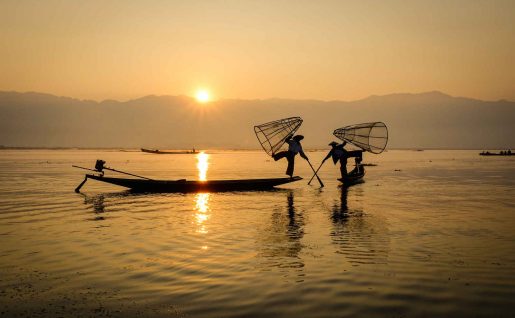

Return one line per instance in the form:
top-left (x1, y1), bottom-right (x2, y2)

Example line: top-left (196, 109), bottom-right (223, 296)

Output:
top-left (254, 117), bottom-right (303, 156)
top-left (333, 122), bottom-right (388, 154)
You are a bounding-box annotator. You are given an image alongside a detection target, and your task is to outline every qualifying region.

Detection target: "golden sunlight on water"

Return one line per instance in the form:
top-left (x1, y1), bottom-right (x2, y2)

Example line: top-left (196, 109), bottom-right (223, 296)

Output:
top-left (1, 150), bottom-right (515, 318)
top-left (195, 193), bottom-right (210, 235)
top-left (197, 151), bottom-right (209, 181)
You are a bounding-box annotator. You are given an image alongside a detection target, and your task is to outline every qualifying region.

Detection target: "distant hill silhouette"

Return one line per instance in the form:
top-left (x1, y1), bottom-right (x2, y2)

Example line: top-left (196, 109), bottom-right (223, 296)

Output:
top-left (0, 91), bottom-right (513, 149)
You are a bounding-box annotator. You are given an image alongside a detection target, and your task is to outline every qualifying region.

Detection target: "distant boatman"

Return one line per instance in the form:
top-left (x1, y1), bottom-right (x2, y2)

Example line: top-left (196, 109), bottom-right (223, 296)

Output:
top-left (273, 135), bottom-right (308, 178)
top-left (322, 141), bottom-right (349, 178)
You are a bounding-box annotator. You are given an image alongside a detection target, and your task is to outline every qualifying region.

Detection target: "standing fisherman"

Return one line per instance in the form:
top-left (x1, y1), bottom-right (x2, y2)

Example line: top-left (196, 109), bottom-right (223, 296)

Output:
top-left (273, 135), bottom-right (309, 178)
top-left (322, 141), bottom-right (349, 179)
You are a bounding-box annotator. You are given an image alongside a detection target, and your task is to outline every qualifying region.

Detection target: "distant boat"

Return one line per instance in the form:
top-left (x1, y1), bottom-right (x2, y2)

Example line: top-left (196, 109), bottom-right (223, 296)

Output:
top-left (479, 151), bottom-right (513, 156)
top-left (141, 148), bottom-right (198, 154)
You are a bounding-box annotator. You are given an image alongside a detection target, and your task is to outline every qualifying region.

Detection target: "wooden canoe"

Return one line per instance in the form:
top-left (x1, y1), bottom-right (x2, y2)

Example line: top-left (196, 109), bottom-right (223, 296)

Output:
top-left (79, 174), bottom-right (302, 193)
top-left (337, 167), bottom-right (365, 187)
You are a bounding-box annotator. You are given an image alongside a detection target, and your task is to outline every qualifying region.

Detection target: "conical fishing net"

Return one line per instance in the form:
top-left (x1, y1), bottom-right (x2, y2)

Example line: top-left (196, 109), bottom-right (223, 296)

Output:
top-left (254, 117), bottom-right (303, 156)
top-left (333, 122), bottom-right (388, 154)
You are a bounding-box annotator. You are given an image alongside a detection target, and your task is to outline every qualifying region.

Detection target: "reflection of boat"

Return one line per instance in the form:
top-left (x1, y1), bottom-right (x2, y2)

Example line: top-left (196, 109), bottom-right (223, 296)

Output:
top-left (141, 148), bottom-right (198, 154)
top-left (479, 151), bottom-right (513, 156)
top-left (80, 174), bottom-right (302, 193)
top-left (338, 166), bottom-right (365, 187)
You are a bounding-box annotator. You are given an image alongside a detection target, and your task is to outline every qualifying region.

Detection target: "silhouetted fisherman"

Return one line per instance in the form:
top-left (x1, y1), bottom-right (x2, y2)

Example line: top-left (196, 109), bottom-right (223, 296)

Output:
top-left (322, 141), bottom-right (349, 178)
top-left (273, 135), bottom-right (308, 178)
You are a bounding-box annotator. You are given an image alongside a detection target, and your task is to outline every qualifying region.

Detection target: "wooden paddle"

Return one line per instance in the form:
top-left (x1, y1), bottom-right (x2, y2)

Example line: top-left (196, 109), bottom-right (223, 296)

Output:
top-left (308, 160), bottom-right (326, 185)
top-left (306, 159), bottom-right (324, 187)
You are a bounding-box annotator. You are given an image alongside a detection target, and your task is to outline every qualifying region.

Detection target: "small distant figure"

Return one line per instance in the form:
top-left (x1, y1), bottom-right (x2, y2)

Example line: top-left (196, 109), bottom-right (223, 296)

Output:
top-left (95, 159), bottom-right (106, 172)
top-left (322, 141), bottom-right (349, 178)
top-left (508, 150), bottom-right (512, 155)
top-left (273, 135), bottom-right (308, 177)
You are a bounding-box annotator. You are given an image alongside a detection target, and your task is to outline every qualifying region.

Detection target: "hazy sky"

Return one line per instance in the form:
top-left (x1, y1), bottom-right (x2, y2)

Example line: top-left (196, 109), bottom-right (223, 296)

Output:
top-left (1, 0), bottom-right (514, 101)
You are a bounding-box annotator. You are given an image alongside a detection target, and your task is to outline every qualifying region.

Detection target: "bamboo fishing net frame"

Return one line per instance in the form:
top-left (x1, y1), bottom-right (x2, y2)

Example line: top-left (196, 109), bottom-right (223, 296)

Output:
top-left (333, 122), bottom-right (388, 154)
top-left (254, 117), bottom-right (303, 156)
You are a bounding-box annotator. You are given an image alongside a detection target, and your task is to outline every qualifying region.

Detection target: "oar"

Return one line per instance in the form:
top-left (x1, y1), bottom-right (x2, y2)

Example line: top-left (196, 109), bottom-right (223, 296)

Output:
top-left (73, 164), bottom-right (153, 180)
top-left (308, 160), bottom-right (326, 185)
top-left (72, 165), bottom-right (99, 173)
top-left (103, 167), bottom-right (154, 180)
top-left (306, 159), bottom-right (324, 187)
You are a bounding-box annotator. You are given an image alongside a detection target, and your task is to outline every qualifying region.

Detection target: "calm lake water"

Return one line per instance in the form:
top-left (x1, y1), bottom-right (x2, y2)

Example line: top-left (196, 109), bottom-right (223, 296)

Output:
top-left (0, 149), bottom-right (514, 317)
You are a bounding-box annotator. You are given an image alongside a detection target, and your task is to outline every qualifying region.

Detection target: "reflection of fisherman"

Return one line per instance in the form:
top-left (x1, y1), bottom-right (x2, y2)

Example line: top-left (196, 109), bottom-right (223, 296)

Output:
top-left (273, 135), bottom-right (308, 178)
top-left (323, 141), bottom-right (349, 178)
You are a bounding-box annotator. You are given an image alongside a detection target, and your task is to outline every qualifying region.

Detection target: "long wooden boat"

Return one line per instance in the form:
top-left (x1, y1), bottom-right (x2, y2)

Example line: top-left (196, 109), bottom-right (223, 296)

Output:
top-left (78, 174), bottom-right (302, 193)
top-left (338, 167), bottom-right (365, 187)
top-left (141, 148), bottom-right (198, 154)
top-left (479, 152), bottom-right (514, 156)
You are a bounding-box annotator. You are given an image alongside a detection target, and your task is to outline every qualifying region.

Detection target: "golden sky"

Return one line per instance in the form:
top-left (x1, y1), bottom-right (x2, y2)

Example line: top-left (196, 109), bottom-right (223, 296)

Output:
top-left (1, 0), bottom-right (514, 101)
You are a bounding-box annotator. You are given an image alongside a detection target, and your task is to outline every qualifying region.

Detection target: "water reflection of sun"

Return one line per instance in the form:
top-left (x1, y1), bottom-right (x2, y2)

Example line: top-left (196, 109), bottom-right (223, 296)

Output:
top-left (195, 193), bottom-right (210, 234)
top-left (197, 152), bottom-right (209, 181)
top-left (195, 152), bottom-right (210, 238)
top-left (196, 193), bottom-right (209, 214)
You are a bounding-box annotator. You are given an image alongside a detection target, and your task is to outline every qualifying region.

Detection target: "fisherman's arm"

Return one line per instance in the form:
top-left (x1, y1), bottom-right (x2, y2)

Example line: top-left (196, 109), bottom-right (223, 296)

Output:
top-left (299, 148), bottom-right (309, 160)
top-left (322, 150), bottom-right (333, 162)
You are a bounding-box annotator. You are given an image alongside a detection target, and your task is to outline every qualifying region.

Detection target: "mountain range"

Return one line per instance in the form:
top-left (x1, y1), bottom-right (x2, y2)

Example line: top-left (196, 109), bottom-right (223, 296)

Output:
top-left (0, 91), bottom-right (513, 149)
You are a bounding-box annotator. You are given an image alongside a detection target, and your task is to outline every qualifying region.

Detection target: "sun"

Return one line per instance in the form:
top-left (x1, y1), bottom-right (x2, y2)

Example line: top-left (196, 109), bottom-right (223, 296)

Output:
top-left (195, 90), bottom-right (210, 103)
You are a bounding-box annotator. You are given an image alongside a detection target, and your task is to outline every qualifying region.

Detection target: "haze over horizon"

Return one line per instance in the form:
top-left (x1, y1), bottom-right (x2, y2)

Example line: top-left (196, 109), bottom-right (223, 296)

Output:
top-left (1, 0), bottom-right (514, 101)
top-left (2, 89), bottom-right (513, 104)
top-left (1, 90), bottom-right (513, 149)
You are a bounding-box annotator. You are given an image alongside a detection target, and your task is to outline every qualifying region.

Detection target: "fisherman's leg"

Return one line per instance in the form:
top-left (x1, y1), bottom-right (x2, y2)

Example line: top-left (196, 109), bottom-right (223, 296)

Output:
top-left (286, 153), bottom-right (295, 177)
top-left (340, 158), bottom-right (348, 178)
top-left (273, 151), bottom-right (288, 161)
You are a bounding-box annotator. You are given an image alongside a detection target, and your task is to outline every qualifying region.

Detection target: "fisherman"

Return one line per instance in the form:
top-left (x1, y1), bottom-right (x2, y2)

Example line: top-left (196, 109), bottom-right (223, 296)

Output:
top-left (273, 134), bottom-right (308, 178)
top-left (322, 141), bottom-right (349, 178)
